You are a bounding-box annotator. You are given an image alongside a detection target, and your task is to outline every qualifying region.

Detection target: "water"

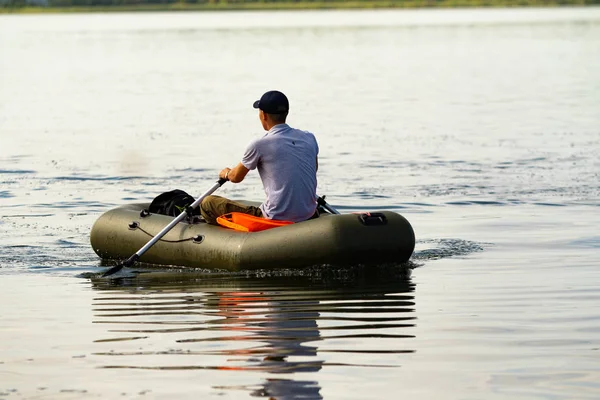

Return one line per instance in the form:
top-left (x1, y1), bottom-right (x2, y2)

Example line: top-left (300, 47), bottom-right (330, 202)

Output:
top-left (1, 7), bottom-right (600, 399)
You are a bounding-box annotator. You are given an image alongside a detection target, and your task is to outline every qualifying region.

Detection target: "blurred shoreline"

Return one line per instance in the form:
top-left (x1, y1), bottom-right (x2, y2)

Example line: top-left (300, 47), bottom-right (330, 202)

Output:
top-left (1, 0), bottom-right (595, 15)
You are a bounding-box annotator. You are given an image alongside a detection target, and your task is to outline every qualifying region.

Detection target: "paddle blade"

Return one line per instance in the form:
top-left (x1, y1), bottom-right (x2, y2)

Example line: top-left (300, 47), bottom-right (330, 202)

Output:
top-left (101, 254), bottom-right (139, 277)
top-left (101, 263), bottom-right (124, 277)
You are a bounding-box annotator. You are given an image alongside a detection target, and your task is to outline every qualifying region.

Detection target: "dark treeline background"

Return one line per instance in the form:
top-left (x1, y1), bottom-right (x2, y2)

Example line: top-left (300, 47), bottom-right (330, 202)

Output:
top-left (1, 0), bottom-right (598, 10)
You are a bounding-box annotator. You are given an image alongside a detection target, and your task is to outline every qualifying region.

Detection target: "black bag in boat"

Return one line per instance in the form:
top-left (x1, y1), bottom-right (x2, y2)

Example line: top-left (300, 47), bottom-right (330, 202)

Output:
top-left (148, 189), bottom-right (200, 217)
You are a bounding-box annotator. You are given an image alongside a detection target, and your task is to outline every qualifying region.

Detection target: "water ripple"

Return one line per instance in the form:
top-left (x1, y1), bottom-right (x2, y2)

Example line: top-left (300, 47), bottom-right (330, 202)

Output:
top-left (0, 169), bottom-right (36, 174)
top-left (413, 239), bottom-right (486, 261)
top-left (53, 175), bottom-right (145, 182)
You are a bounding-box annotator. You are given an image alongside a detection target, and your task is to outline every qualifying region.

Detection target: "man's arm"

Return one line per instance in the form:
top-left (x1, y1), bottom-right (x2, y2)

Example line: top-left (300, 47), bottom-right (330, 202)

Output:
top-left (220, 162), bottom-right (250, 183)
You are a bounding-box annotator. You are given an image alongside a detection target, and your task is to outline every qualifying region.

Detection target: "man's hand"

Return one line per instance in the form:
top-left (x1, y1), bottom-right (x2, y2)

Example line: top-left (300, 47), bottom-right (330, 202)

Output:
top-left (219, 167), bottom-right (231, 181)
top-left (220, 163), bottom-right (249, 183)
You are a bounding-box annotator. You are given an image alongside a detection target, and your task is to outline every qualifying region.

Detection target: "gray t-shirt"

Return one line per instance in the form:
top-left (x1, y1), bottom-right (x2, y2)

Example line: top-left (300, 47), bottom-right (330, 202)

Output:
top-left (241, 123), bottom-right (319, 222)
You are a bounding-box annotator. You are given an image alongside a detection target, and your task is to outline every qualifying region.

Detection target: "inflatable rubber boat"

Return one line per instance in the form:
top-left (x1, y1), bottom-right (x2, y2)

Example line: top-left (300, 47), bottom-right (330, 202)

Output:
top-left (90, 202), bottom-right (415, 271)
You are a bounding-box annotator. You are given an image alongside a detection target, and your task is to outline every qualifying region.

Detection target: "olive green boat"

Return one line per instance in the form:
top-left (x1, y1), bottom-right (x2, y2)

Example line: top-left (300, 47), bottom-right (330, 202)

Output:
top-left (90, 202), bottom-right (415, 271)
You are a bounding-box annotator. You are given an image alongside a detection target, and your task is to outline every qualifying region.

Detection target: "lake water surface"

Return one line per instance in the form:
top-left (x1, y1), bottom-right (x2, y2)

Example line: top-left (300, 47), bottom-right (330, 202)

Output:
top-left (1, 7), bottom-right (600, 399)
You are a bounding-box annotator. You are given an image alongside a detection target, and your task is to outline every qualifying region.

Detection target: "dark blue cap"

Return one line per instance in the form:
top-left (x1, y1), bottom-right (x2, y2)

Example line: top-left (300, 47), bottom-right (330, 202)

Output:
top-left (253, 90), bottom-right (289, 114)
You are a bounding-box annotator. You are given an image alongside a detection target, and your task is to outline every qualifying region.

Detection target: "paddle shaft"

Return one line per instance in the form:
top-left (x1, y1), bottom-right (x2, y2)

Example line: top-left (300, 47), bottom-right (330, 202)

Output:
top-left (317, 196), bottom-right (340, 215)
top-left (133, 179), bottom-right (225, 258)
top-left (102, 178), bottom-right (226, 277)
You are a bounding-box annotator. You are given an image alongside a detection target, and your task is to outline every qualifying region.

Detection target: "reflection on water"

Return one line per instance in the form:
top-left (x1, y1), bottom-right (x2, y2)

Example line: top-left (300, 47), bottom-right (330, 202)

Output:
top-left (91, 266), bottom-right (415, 399)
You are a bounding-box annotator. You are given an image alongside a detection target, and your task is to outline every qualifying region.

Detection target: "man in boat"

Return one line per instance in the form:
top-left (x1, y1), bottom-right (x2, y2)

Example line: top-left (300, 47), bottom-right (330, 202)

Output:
top-left (200, 90), bottom-right (319, 225)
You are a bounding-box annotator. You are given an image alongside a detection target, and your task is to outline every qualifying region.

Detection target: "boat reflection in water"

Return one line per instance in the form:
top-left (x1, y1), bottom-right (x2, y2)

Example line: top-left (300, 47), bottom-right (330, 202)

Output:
top-left (91, 265), bottom-right (416, 399)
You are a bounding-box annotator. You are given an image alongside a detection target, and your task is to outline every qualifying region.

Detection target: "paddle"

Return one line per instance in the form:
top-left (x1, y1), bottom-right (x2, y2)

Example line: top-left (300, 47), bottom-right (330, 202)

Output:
top-left (101, 178), bottom-right (227, 277)
top-left (317, 195), bottom-right (340, 215)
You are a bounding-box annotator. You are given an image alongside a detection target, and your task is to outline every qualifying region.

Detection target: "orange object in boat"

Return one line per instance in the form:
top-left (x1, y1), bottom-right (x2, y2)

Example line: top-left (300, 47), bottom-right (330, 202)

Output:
top-left (216, 212), bottom-right (294, 232)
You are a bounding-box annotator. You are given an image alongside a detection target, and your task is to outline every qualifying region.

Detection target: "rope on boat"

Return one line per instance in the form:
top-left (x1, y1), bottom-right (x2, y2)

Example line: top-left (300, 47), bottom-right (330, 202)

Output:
top-left (134, 224), bottom-right (200, 243)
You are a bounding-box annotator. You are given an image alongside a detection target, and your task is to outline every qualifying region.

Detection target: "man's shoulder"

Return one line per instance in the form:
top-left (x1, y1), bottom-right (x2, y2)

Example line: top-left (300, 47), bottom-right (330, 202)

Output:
top-left (288, 126), bottom-right (317, 139)
top-left (298, 129), bottom-right (318, 146)
top-left (247, 132), bottom-right (269, 146)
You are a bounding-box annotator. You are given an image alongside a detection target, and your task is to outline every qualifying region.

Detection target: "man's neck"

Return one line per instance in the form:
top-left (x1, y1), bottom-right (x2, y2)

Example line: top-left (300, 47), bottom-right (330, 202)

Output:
top-left (266, 122), bottom-right (286, 131)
